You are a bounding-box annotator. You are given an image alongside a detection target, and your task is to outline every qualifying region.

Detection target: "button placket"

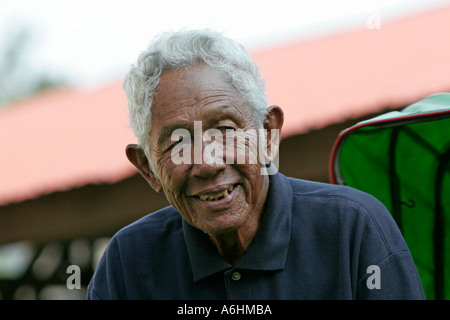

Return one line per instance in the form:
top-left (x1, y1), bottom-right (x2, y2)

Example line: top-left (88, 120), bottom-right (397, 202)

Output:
top-left (224, 269), bottom-right (251, 299)
top-left (231, 271), bottom-right (241, 281)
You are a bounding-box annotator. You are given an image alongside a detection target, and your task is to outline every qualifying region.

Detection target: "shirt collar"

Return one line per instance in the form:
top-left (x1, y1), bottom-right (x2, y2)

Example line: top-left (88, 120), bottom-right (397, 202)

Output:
top-left (183, 171), bottom-right (293, 282)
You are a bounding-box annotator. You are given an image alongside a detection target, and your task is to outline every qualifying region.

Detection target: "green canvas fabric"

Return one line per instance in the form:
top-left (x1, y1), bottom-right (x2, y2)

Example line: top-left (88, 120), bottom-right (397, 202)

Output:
top-left (330, 93), bottom-right (450, 299)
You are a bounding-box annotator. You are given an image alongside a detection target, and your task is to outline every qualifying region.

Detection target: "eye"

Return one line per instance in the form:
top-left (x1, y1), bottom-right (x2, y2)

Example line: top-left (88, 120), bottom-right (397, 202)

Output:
top-left (173, 136), bottom-right (184, 146)
top-left (164, 136), bottom-right (184, 152)
top-left (216, 126), bottom-right (235, 133)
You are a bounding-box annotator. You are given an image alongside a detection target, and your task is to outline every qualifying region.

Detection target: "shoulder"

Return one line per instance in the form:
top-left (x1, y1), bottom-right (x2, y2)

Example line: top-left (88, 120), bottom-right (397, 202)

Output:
top-left (285, 176), bottom-right (407, 254)
top-left (119, 205), bottom-right (181, 232)
top-left (112, 205), bottom-right (182, 244)
top-left (286, 176), bottom-right (386, 215)
top-left (98, 205), bottom-right (183, 265)
top-left (87, 206), bottom-right (184, 299)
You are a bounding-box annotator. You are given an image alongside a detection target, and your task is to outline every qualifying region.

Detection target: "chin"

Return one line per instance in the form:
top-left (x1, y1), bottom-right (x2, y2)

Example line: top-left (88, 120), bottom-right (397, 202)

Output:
top-left (197, 214), bottom-right (249, 236)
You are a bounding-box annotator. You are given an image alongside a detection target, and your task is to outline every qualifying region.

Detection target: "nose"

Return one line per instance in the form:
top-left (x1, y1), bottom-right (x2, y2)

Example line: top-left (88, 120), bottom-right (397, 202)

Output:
top-left (190, 140), bottom-right (226, 178)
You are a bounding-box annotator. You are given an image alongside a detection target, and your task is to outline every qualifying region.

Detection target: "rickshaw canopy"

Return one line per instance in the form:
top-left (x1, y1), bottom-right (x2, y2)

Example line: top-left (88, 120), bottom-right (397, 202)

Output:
top-left (330, 93), bottom-right (450, 299)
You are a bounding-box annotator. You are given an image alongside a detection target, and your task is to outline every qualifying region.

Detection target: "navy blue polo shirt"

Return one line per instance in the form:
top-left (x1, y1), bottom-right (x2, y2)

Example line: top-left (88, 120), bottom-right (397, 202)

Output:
top-left (86, 172), bottom-right (425, 299)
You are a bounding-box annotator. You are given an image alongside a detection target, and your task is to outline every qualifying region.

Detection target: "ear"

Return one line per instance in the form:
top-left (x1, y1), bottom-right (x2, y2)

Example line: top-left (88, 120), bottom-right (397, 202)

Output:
top-left (125, 144), bottom-right (163, 192)
top-left (263, 105), bottom-right (284, 162)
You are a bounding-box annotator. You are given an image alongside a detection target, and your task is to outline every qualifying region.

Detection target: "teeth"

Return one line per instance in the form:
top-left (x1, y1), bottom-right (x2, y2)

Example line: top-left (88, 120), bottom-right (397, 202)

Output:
top-left (198, 185), bottom-right (235, 201)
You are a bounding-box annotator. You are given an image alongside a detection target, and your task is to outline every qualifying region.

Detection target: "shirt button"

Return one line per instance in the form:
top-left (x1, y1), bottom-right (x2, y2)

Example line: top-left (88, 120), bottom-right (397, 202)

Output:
top-left (231, 271), bottom-right (241, 281)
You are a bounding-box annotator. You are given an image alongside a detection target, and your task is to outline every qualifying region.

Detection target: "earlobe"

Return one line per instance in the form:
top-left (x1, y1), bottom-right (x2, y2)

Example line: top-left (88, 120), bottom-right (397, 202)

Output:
top-left (125, 144), bottom-right (163, 192)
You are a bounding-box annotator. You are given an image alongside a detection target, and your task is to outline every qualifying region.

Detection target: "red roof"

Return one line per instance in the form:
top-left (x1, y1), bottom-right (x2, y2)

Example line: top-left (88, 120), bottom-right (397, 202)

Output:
top-left (1, 5), bottom-right (450, 205)
top-left (0, 83), bottom-right (137, 205)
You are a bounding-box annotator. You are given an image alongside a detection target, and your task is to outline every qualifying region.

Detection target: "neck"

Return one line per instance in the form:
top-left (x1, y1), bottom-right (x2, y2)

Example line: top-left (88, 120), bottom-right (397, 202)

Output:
top-left (208, 216), bottom-right (260, 265)
top-left (208, 177), bottom-right (269, 265)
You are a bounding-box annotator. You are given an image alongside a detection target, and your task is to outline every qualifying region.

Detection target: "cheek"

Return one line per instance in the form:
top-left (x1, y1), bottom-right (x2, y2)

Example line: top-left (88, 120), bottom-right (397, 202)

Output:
top-left (224, 130), bottom-right (261, 165)
top-left (158, 165), bottom-right (189, 211)
top-left (234, 162), bottom-right (265, 203)
top-left (153, 153), bottom-right (187, 191)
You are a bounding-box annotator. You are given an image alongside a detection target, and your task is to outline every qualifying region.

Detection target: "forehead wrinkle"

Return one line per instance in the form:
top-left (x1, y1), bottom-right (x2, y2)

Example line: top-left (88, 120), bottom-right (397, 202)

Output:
top-left (153, 93), bottom-right (252, 135)
top-left (195, 89), bottom-right (248, 112)
top-left (150, 64), bottom-right (256, 148)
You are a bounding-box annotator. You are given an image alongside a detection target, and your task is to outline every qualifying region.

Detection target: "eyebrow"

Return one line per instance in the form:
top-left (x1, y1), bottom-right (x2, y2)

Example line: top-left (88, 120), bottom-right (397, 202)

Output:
top-left (156, 105), bottom-right (243, 146)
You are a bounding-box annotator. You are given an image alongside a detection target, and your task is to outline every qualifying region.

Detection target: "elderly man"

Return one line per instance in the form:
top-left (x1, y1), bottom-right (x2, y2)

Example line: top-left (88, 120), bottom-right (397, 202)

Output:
top-left (87, 29), bottom-right (425, 299)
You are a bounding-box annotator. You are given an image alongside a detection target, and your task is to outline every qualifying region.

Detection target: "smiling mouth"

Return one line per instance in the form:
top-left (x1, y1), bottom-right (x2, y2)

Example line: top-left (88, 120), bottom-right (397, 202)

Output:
top-left (194, 184), bottom-right (236, 201)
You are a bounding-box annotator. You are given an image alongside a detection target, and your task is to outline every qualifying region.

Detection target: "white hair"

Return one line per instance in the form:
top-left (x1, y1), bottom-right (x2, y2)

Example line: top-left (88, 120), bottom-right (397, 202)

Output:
top-left (123, 29), bottom-right (268, 172)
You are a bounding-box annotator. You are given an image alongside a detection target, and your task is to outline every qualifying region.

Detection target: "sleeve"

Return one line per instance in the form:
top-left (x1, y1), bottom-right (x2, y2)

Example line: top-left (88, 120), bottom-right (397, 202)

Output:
top-left (352, 191), bottom-right (426, 300)
top-left (356, 251), bottom-right (426, 299)
top-left (86, 237), bottom-right (126, 300)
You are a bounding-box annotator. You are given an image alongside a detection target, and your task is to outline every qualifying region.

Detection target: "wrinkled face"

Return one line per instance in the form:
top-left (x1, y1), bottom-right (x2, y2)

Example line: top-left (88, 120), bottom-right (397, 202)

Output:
top-left (147, 63), bottom-right (269, 235)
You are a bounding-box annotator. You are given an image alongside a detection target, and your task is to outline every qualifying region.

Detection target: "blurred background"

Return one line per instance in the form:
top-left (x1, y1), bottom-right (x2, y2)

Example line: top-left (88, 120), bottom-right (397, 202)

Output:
top-left (1, 0), bottom-right (449, 299)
